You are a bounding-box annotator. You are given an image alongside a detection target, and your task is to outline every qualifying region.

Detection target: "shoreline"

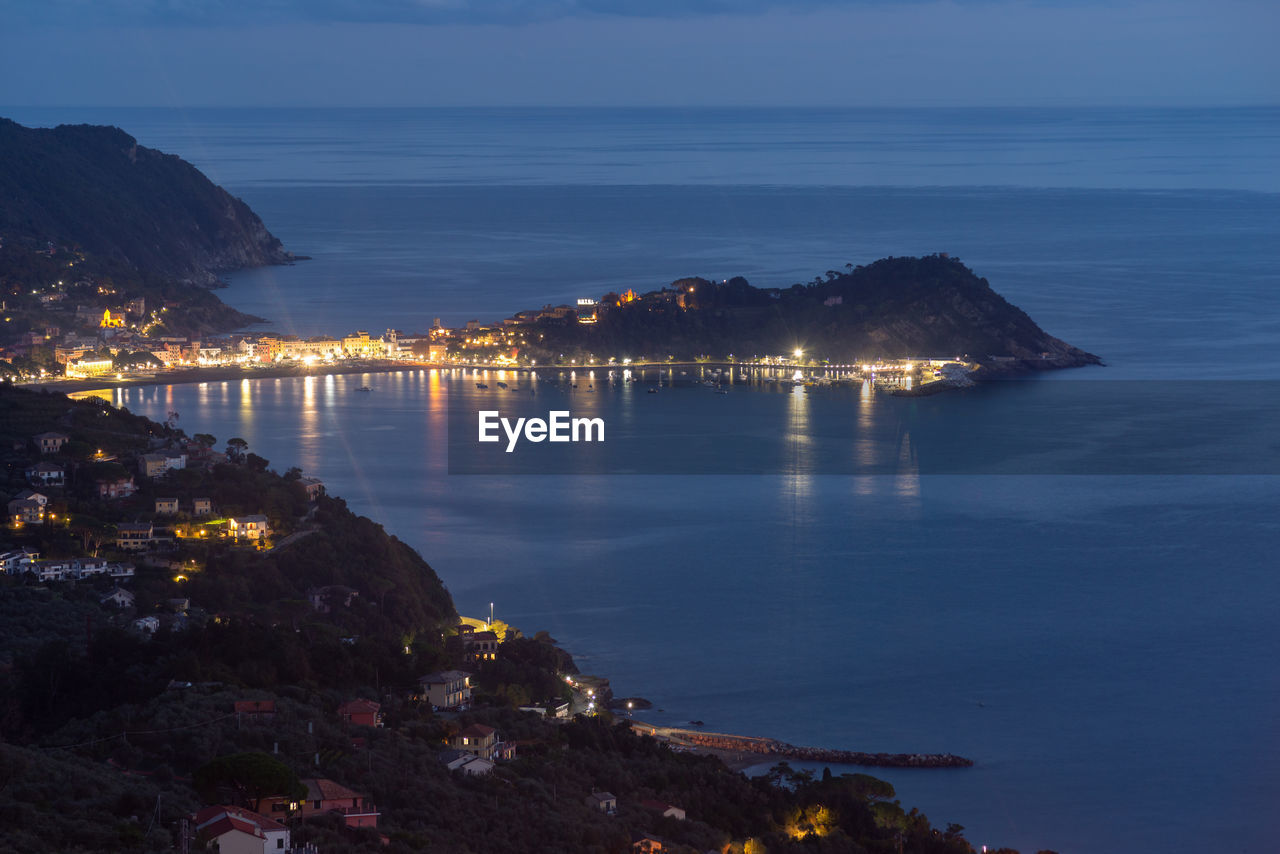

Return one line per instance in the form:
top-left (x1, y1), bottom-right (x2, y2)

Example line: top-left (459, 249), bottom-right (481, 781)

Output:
top-left (628, 720), bottom-right (973, 773)
top-left (23, 358), bottom-right (979, 397)
top-left (23, 360), bottom-right (434, 395)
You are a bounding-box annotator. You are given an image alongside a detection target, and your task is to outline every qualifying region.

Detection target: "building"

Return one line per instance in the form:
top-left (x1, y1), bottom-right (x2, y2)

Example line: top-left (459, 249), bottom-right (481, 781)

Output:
top-left (517, 701), bottom-right (570, 719)
top-left (25, 461), bottom-right (65, 487)
top-left (341, 330), bottom-right (386, 359)
top-left (337, 699), bottom-right (382, 728)
top-left (631, 833), bottom-right (668, 853)
top-left (463, 629), bottom-right (499, 662)
top-left (0, 549), bottom-right (38, 574)
top-left (193, 805), bottom-right (291, 854)
top-left (116, 522), bottom-right (154, 551)
top-left (308, 585), bottom-right (359, 614)
top-left (299, 477), bottom-right (325, 501)
top-left (441, 750), bottom-right (495, 776)
top-left (155, 497), bottom-right (179, 515)
top-left (97, 474), bottom-right (136, 499)
top-left (134, 616), bottom-right (160, 634)
top-left (192, 497), bottom-right (213, 516)
top-left (101, 587), bottom-right (135, 608)
top-left (229, 515), bottom-right (271, 541)
top-left (66, 357), bottom-right (115, 378)
top-left (262, 778), bottom-right (379, 828)
top-left (584, 792), bottom-right (618, 815)
top-left (234, 700), bottom-right (277, 722)
top-left (640, 800), bottom-right (687, 821)
top-left (30, 558), bottom-right (74, 582)
top-left (8, 490), bottom-right (48, 525)
top-left (451, 723), bottom-right (499, 760)
top-left (417, 670), bottom-right (472, 710)
top-left (34, 432), bottom-right (69, 454)
top-left (138, 451), bottom-right (186, 478)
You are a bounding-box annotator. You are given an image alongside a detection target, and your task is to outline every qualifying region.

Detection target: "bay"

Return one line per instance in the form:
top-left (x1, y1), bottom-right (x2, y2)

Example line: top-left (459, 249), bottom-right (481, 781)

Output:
top-left (20, 105), bottom-right (1279, 853)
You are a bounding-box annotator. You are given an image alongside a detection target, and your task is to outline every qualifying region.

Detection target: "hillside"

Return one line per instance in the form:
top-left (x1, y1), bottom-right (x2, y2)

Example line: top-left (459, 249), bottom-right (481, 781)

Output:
top-left (526, 255), bottom-right (1100, 371)
top-left (0, 118), bottom-right (291, 283)
top-left (0, 384), bottom-right (1034, 853)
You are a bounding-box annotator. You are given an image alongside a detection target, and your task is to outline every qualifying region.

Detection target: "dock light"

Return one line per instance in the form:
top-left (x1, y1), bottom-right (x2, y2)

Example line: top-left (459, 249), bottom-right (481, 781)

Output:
top-left (793, 348), bottom-right (803, 359)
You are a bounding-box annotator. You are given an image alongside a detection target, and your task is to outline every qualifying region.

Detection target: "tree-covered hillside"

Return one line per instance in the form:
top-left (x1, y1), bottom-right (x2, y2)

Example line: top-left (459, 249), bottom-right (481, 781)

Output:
top-left (526, 255), bottom-right (1099, 369)
top-left (0, 118), bottom-right (291, 283)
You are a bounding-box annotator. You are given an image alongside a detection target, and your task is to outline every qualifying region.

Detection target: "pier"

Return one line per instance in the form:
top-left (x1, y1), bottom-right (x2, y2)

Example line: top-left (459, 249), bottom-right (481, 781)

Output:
top-left (630, 721), bottom-right (973, 769)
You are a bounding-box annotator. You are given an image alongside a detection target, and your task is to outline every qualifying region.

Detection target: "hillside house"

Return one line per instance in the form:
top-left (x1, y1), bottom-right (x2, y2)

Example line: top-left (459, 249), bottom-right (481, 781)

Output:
top-left (299, 477), bottom-right (325, 500)
top-left (337, 699), bottom-right (382, 728)
top-left (640, 800), bottom-right (687, 820)
top-left (97, 474), bottom-right (136, 499)
top-left (34, 432), bottom-right (69, 454)
top-left (25, 461), bottom-right (65, 487)
top-left (139, 452), bottom-right (186, 478)
top-left (229, 515), bottom-right (271, 541)
top-left (0, 549), bottom-right (38, 574)
top-left (101, 587), bottom-right (135, 608)
top-left (192, 497), bottom-right (213, 515)
top-left (451, 723), bottom-right (499, 760)
top-left (441, 750), bottom-right (495, 776)
top-left (262, 778), bottom-right (379, 828)
top-left (463, 629), bottom-right (499, 662)
top-left (8, 491), bottom-right (48, 525)
top-left (234, 700), bottom-right (277, 723)
top-left (155, 497), bottom-right (179, 515)
top-left (584, 792), bottom-right (618, 815)
top-left (116, 522), bottom-right (154, 551)
top-left (193, 805), bottom-right (290, 854)
top-left (417, 670), bottom-right (472, 710)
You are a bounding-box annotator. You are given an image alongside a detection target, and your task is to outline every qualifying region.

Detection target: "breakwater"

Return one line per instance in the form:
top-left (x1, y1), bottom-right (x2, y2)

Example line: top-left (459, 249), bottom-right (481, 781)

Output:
top-left (633, 722), bottom-right (973, 769)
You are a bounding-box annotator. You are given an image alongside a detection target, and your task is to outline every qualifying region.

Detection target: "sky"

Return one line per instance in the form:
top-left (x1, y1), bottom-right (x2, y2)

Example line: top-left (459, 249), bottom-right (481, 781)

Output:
top-left (0, 0), bottom-right (1276, 107)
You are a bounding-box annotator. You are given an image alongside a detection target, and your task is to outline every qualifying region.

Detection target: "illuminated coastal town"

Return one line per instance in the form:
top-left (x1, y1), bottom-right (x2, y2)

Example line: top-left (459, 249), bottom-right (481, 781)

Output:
top-left (2, 276), bottom-right (978, 392)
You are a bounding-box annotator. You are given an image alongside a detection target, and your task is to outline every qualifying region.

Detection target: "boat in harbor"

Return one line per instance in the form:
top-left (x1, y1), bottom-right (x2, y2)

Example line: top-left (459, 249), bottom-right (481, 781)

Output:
top-left (476, 382), bottom-right (488, 389)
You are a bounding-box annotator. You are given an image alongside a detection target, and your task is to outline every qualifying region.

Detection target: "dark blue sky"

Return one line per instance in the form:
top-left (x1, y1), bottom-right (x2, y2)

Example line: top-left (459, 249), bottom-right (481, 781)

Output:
top-left (2, 0), bottom-right (1275, 106)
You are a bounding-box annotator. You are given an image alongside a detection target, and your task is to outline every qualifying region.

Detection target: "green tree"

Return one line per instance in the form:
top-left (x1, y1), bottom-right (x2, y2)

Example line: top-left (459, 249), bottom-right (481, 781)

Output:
top-left (193, 752), bottom-right (304, 813)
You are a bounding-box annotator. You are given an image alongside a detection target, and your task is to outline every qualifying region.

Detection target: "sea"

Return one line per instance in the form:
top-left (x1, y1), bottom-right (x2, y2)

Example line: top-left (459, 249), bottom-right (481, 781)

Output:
top-left (7, 106), bottom-right (1280, 853)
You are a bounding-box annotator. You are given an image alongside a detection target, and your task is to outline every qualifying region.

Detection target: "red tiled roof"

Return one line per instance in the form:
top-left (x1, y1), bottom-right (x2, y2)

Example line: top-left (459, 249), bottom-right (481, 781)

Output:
top-left (338, 698), bottom-right (381, 715)
top-left (200, 815), bottom-right (262, 840)
top-left (457, 723), bottom-right (496, 738)
top-left (303, 777), bottom-right (366, 803)
top-left (233, 700), bottom-right (276, 714)
top-left (194, 805), bottom-right (287, 833)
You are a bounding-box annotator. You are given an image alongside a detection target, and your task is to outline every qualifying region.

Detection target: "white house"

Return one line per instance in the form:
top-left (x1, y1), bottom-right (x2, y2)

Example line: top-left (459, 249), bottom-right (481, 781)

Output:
top-left (229, 515), bottom-right (271, 541)
top-left (101, 587), bottom-right (135, 608)
top-left (25, 461), bottom-right (65, 487)
top-left (194, 805), bottom-right (290, 854)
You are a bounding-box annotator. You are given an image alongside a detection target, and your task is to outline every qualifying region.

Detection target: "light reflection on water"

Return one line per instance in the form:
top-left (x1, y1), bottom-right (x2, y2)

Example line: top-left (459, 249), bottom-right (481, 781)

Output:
top-left (100, 372), bottom-right (1280, 853)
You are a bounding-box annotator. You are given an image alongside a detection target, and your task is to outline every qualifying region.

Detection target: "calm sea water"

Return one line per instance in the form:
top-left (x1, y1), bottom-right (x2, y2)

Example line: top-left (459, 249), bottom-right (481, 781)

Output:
top-left (17, 106), bottom-right (1280, 853)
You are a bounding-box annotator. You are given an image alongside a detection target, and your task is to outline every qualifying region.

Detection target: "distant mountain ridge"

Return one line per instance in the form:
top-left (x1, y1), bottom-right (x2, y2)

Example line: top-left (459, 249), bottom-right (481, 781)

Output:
top-left (0, 117), bottom-right (292, 283)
